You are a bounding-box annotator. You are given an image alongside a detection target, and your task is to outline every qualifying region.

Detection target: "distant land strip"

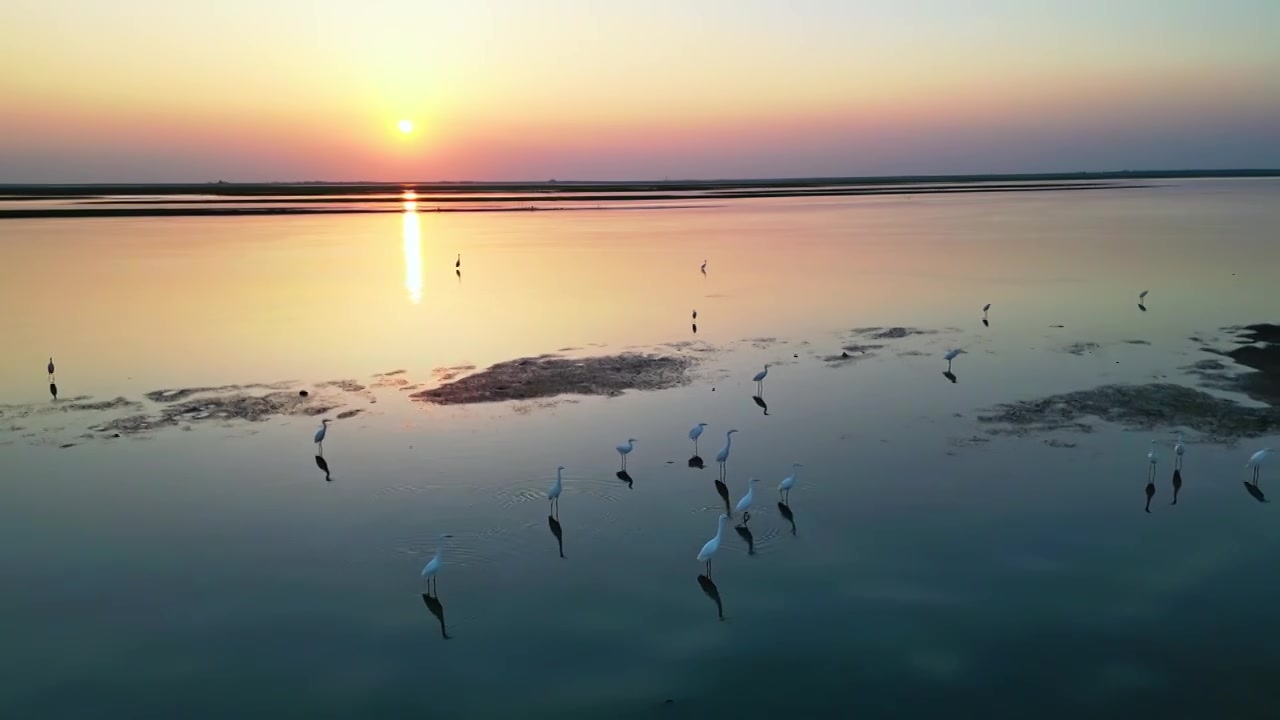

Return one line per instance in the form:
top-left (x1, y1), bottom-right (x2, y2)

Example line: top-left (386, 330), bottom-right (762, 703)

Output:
top-left (0, 168), bottom-right (1275, 199)
top-left (0, 181), bottom-right (1159, 219)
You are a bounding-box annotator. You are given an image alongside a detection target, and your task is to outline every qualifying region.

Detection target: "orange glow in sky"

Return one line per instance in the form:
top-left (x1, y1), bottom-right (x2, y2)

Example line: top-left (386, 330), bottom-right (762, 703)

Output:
top-left (0, 1), bottom-right (1278, 181)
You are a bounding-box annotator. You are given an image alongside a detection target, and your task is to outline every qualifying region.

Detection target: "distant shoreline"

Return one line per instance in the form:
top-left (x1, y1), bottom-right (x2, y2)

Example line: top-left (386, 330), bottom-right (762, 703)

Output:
top-left (1, 168), bottom-right (1275, 197)
top-left (0, 169), bottom-right (1273, 219)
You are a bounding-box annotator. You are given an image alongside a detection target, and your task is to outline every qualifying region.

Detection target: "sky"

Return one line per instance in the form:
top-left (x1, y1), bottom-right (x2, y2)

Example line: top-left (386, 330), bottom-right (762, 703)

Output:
top-left (1, 0), bottom-right (1278, 182)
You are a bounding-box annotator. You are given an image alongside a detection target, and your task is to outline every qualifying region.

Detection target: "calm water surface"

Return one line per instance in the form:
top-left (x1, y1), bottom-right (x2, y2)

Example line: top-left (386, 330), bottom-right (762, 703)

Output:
top-left (3, 179), bottom-right (1280, 718)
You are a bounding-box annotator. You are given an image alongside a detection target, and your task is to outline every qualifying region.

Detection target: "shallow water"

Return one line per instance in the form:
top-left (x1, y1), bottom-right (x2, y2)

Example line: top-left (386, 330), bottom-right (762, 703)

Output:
top-left (3, 179), bottom-right (1280, 718)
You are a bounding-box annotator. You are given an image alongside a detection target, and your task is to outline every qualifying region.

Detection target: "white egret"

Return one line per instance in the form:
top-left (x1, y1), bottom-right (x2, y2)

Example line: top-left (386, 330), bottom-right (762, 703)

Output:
top-left (715, 429), bottom-right (739, 478)
top-left (689, 422), bottom-right (708, 454)
top-left (616, 438), bottom-right (637, 469)
top-left (778, 463), bottom-right (803, 502)
top-left (1146, 440), bottom-right (1158, 481)
top-left (736, 477), bottom-right (761, 522)
top-left (1174, 433), bottom-right (1185, 468)
top-left (697, 513), bottom-right (729, 577)
top-left (944, 349), bottom-right (961, 370)
top-left (421, 533), bottom-right (454, 593)
top-left (753, 364), bottom-right (770, 396)
top-left (549, 466), bottom-right (565, 510)
top-left (1247, 448), bottom-right (1274, 483)
top-left (313, 419), bottom-right (332, 447)
top-left (47, 357), bottom-right (55, 376)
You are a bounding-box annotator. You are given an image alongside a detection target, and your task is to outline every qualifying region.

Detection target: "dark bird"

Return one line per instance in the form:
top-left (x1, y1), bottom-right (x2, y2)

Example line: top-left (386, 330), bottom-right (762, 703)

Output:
top-left (47, 356), bottom-right (55, 377)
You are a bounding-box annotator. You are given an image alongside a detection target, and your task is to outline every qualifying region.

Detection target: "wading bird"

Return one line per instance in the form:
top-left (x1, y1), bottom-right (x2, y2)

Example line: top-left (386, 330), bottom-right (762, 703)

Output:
top-left (616, 438), bottom-right (636, 469)
top-left (421, 534), bottom-right (454, 593)
top-left (778, 463), bottom-right (803, 502)
top-left (689, 422), bottom-right (708, 454)
top-left (736, 477), bottom-right (761, 523)
top-left (697, 514), bottom-right (728, 577)
top-left (314, 419), bottom-right (332, 449)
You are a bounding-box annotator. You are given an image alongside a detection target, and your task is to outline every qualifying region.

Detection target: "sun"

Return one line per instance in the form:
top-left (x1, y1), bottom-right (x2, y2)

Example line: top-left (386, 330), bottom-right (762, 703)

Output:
top-left (398, 119), bottom-right (414, 134)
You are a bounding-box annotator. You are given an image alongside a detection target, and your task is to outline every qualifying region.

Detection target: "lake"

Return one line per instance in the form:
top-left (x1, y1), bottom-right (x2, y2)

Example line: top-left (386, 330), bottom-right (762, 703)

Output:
top-left (3, 178), bottom-right (1280, 719)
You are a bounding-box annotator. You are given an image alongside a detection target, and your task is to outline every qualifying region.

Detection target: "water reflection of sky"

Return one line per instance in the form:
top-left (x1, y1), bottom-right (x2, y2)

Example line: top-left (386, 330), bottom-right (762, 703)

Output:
top-left (2, 179), bottom-right (1280, 717)
top-left (402, 191), bottom-right (422, 304)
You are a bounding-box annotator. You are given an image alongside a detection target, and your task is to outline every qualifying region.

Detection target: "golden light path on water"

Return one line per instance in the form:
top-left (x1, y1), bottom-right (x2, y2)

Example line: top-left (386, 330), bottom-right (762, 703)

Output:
top-left (402, 190), bottom-right (422, 304)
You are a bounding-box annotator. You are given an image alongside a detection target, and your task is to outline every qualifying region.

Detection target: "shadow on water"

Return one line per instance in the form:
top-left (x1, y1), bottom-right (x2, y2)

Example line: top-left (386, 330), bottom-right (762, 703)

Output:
top-left (548, 514), bottom-right (564, 558)
top-left (734, 524), bottom-right (755, 556)
top-left (1144, 470), bottom-right (1156, 513)
top-left (982, 318), bottom-right (989, 328)
top-left (1138, 302), bottom-right (1147, 312)
top-left (421, 592), bottom-right (451, 640)
top-left (943, 371), bottom-right (957, 384)
top-left (1170, 468), bottom-right (1183, 505)
top-left (714, 479), bottom-right (731, 514)
top-left (778, 501), bottom-right (797, 535)
top-left (1244, 479), bottom-right (1269, 504)
top-left (688, 455), bottom-right (705, 469)
top-left (752, 395), bottom-right (769, 416)
top-left (49, 382), bottom-right (58, 400)
top-left (692, 323), bottom-right (697, 335)
top-left (696, 574), bottom-right (724, 621)
top-left (616, 470), bottom-right (633, 489)
top-left (314, 454), bottom-right (332, 482)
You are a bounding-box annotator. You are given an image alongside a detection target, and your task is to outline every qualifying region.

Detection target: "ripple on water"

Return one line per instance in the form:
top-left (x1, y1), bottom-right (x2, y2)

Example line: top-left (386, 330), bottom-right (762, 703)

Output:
top-left (394, 527), bottom-right (524, 569)
top-left (494, 473), bottom-right (623, 509)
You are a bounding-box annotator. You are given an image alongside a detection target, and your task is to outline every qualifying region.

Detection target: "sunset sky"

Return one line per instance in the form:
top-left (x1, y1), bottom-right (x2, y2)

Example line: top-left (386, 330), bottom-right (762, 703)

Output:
top-left (2, 0), bottom-right (1278, 182)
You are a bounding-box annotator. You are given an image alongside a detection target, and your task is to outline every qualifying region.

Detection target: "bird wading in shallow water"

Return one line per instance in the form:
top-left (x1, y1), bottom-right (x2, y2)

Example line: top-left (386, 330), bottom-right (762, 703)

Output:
top-left (421, 533), bottom-right (453, 594)
top-left (753, 364), bottom-right (769, 394)
top-left (697, 514), bottom-right (728, 577)
top-left (616, 438), bottom-right (636, 470)
top-left (715, 429), bottom-right (739, 479)
top-left (314, 419), bottom-right (332, 450)
top-left (778, 463), bottom-right (803, 502)
top-left (1247, 449), bottom-right (1274, 484)
top-left (736, 477), bottom-right (761, 523)
top-left (689, 422), bottom-right (708, 454)
top-left (944, 349), bottom-right (961, 371)
top-left (549, 466), bottom-right (565, 513)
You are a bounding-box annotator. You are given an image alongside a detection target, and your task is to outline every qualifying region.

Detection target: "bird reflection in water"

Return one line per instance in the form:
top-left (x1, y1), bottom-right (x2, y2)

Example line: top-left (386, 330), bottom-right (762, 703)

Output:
top-left (49, 382), bottom-right (58, 400)
top-left (1170, 468), bottom-right (1183, 505)
top-left (942, 370), bottom-right (957, 384)
top-left (1138, 302), bottom-right (1147, 312)
top-left (752, 395), bottom-right (769, 416)
top-left (420, 592), bottom-right (451, 640)
top-left (713, 479), bottom-right (731, 514)
top-left (982, 318), bottom-right (989, 328)
top-left (1144, 473), bottom-right (1156, 513)
top-left (548, 514), bottom-right (564, 558)
top-left (616, 470), bottom-right (633, 489)
top-left (688, 455), bottom-right (706, 469)
top-left (692, 323), bottom-right (698, 335)
top-left (696, 574), bottom-right (724, 621)
top-left (778, 502), bottom-right (797, 535)
top-left (734, 524), bottom-right (755, 556)
top-left (314, 453), bottom-right (332, 482)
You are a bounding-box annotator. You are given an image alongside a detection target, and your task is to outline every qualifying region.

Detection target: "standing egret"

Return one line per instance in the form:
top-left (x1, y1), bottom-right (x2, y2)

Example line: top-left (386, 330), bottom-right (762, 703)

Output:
top-left (701, 260), bottom-right (707, 274)
top-left (697, 514), bottom-right (729, 577)
top-left (313, 419), bottom-right (332, 449)
top-left (1174, 433), bottom-right (1185, 469)
top-left (715, 429), bottom-right (739, 479)
top-left (616, 438), bottom-right (637, 470)
top-left (1139, 290), bottom-right (1149, 301)
top-left (983, 303), bottom-right (992, 315)
top-left (736, 477), bottom-right (761, 523)
top-left (753, 364), bottom-right (770, 394)
top-left (689, 422), bottom-right (708, 454)
top-left (778, 463), bottom-right (803, 502)
top-left (47, 357), bottom-right (55, 377)
top-left (549, 466), bottom-right (565, 512)
top-left (455, 253), bottom-right (461, 269)
top-left (1247, 448), bottom-right (1274, 484)
top-left (1146, 440), bottom-right (1158, 481)
top-left (421, 533), bottom-right (454, 594)
top-left (944, 349), bottom-right (961, 370)
top-left (692, 309), bottom-right (698, 320)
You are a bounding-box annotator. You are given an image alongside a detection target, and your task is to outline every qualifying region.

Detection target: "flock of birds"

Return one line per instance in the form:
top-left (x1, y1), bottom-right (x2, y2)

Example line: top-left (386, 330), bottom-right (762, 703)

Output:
top-left (299, 279), bottom-right (1277, 633)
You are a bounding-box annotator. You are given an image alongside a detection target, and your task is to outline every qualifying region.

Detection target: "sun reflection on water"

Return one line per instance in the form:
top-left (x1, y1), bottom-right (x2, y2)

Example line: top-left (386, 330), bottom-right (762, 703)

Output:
top-left (402, 191), bottom-right (422, 304)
